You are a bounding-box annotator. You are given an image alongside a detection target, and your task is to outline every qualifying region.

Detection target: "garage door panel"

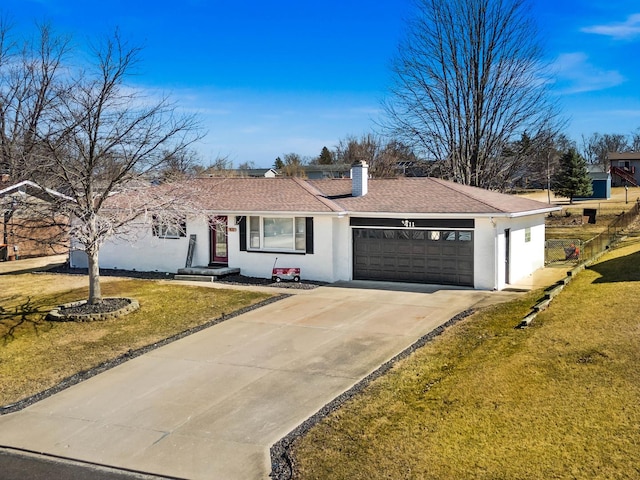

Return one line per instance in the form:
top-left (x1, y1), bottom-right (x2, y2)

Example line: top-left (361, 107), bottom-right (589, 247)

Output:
top-left (396, 257), bottom-right (411, 268)
top-left (441, 258), bottom-right (458, 270)
top-left (353, 228), bottom-right (474, 286)
top-left (441, 245), bottom-right (458, 256)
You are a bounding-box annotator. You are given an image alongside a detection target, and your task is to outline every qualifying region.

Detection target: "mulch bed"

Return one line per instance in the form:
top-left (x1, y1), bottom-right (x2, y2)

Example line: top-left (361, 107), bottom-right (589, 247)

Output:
top-left (61, 297), bottom-right (131, 315)
top-left (46, 266), bottom-right (325, 290)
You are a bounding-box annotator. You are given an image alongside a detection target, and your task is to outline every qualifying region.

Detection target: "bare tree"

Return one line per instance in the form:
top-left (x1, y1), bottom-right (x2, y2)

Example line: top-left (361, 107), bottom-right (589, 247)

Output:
top-left (280, 152), bottom-right (307, 177)
top-left (157, 148), bottom-right (204, 182)
top-left (334, 134), bottom-right (418, 178)
top-left (383, 0), bottom-right (558, 189)
top-left (237, 160), bottom-right (256, 174)
top-left (0, 20), bottom-right (70, 181)
top-left (581, 132), bottom-right (630, 168)
top-left (40, 32), bottom-right (202, 305)
top-left (504, 130), bottom-right (573, 199)
top-left (631, 128), bottom-right (640, 152)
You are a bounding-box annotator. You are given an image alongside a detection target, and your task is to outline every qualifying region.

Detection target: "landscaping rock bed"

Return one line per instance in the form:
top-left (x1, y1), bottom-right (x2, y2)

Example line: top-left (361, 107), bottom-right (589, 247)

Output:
top-left (47, 266), bottom-right (324, 289)
top-left (47, 297), bottom-right (140, 322)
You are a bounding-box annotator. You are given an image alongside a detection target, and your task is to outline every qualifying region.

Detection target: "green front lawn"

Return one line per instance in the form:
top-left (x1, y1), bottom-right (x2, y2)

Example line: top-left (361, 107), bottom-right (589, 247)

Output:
top-left (0, 274), bottom-right (273, 406)
top-left (291, 239), bottom-right (640, 479)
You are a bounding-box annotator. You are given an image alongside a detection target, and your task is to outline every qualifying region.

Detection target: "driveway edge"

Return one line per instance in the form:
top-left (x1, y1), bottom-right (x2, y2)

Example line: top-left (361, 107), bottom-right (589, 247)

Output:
top-left (269, 308), bottom-right (475, 479)
top-left (1, 295), bottom-right (289, 415)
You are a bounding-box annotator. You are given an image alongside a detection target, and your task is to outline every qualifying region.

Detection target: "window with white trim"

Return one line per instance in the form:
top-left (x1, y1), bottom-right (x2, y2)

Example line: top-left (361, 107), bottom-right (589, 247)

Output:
top-left (247, 216), bottom-right (307, 252)
top-left (525, 227), bottom-right (531, 243)
top-left (152, 215), bottom-right (186, 239)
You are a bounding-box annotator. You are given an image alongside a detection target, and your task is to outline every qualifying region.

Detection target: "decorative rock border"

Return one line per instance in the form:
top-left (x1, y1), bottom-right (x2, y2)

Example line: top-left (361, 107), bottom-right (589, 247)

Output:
top-left (517, 244), bottom-right (614, 329)
top-left (46, 298), bottom-right (140, 322)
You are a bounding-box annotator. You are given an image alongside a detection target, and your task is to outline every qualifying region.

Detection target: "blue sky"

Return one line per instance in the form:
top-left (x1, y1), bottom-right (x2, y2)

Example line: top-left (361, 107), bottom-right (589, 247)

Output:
top-left (3, 0), bottom-right (640, 167)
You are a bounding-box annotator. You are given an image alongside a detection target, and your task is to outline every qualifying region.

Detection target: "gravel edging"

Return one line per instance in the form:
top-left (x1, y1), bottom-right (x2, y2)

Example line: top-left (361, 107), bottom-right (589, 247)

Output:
top-left (47, 298), bottom-right (140, 322)
top-left (269, 308), bottom-right (476, 480)
top-left (44, 266), bottom-right (325, 290)
top-left (0, 295), bottom-right (289, 415)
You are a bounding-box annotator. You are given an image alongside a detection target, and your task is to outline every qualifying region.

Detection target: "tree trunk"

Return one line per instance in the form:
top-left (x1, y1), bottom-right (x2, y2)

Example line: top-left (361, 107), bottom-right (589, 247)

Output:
top-left (87, 248), bottom-right (102, 305)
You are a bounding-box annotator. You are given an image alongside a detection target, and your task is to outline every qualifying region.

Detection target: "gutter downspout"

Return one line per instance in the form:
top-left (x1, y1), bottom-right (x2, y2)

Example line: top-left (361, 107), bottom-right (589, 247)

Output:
top-left (491, 217), bottom-right (499, 290)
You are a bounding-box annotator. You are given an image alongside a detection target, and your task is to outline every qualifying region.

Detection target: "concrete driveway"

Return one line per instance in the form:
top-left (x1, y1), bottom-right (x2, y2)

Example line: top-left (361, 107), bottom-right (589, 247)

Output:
top-left (0, 282), bottom-right (520, 479)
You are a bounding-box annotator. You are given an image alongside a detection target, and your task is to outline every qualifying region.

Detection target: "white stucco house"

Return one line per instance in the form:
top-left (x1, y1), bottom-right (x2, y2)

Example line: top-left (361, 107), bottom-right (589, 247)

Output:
top-left (70, 162), bottom-right (560, 290)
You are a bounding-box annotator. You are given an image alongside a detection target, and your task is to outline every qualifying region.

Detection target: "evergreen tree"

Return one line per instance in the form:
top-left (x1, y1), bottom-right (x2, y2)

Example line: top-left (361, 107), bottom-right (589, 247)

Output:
top-left (273, 157), bottom-right (284, 170)
top-left (318, 146), bottom-right (334, 165)
top-left (551, 149), bottom-right (592, 204)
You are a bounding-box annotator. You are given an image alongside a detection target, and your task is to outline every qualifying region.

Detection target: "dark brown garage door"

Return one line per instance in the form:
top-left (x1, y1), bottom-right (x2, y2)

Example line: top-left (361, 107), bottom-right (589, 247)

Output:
top-left (353, 228), bottom-right (474, 286)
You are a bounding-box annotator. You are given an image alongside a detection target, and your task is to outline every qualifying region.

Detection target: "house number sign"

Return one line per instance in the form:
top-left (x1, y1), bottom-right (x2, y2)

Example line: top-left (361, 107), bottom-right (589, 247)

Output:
top-left (401, 220), bottom-right (416, 228)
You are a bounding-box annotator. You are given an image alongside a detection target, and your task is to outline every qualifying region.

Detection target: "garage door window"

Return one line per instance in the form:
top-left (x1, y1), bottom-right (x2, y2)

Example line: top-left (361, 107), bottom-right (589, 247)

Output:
top-left (443, 231), bottom-right (456, 241)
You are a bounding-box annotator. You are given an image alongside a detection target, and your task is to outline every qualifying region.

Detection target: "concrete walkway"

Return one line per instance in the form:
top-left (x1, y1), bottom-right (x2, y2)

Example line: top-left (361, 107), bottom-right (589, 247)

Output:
top-left (0, 280), bottom-right (524, 479)
top-left (0, 254), bottom-right (67, 275)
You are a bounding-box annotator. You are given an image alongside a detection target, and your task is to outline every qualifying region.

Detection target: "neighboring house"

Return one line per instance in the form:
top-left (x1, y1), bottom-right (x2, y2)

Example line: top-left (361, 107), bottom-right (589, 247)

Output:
top-left (200, 168), bottom-right (278, 178)
top-left (0, 180), bottom-right (70, 260)
top-left (301, 164), bottom-right (351, 179)
top-left (70, 162), bottom-right (560, 290)
top-left (608, 152), bottom-right (640, 187)
top-left (586, 165), bottom-right (611, 199)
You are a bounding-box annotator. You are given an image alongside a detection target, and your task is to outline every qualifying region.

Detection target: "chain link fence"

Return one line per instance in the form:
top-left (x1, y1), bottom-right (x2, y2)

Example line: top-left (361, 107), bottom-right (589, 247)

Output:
top-left (546, 199), bottom-right (640, 265)
top-left (545, 238), bottom-right (582, 264)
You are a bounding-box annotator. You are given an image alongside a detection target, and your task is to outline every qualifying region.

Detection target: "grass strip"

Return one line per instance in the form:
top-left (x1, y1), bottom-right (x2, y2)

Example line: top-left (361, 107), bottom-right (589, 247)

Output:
top-left (0, 274), bottom-right (274, 408)
top-left (289, 241), bottom-right (640, 480)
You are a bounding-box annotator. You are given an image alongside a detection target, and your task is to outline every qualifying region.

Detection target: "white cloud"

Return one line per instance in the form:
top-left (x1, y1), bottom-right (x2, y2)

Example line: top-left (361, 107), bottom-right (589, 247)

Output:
top-left (581, 13), bottom-right (640, 40)
top-left (552, 52), bottom-right (625, 94)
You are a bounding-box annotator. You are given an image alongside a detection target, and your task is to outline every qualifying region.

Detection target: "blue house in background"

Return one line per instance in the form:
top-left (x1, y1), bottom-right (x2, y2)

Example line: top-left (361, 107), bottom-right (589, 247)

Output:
top-left (586, 165), bottom-right (611, 199)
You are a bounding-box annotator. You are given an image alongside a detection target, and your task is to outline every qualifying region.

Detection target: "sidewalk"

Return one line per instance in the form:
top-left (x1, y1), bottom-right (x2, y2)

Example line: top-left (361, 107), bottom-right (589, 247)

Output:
top-left (0, 254), bottom-right (67, 275)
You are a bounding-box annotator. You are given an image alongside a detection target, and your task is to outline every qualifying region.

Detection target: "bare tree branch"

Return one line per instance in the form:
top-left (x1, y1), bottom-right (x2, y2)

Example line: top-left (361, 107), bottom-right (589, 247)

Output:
top-left (382, 0), bottom-right (560, 189)
top-left (34, 31), bottom-right (203, 304)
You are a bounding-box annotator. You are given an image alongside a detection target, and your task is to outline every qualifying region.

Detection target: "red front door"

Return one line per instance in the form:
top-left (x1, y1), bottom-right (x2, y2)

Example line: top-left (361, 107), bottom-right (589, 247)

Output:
top-left (210, 216), bottom-right (228, 264)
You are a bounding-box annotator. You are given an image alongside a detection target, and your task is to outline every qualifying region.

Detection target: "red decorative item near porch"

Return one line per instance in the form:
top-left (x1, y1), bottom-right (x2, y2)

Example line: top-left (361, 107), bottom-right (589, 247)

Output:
top-left (272, 267), bottom-right (301, 283)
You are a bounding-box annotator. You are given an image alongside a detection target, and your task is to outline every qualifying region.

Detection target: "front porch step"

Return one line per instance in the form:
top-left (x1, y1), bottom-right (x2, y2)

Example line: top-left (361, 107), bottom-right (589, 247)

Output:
top-left (174, 274), bottom-right (218, 282)
top-left (174, 266), bottom-right (240, 282)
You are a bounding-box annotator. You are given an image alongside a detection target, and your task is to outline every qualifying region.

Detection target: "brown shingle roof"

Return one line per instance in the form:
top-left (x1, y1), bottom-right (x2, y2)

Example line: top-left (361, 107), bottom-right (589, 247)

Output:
top-left (187, 177), bottom-right (342, 213)
top-left (112, 177), bottom-right (554, 216)
top-left (309, 177), bottom-right (554, 215)
top-left (608, 152), bottom-right (640, 160)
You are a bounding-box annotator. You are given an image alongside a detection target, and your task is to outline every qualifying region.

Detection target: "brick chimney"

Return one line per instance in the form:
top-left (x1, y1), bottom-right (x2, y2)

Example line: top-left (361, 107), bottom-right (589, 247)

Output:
top-left (351, 161), bottom-right (369, 197)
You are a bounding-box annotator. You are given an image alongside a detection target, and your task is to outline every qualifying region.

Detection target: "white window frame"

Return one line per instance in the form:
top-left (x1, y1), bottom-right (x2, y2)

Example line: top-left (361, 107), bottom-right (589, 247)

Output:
top-left (247, 216), bottom-right (306, 252)
top-left (152, 215), bottom-right (186, 239)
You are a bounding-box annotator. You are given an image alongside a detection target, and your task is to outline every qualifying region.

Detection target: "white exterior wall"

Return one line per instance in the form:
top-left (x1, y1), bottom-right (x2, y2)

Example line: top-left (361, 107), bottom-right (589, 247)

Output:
top-left (333, 216), bottom-right (352, 281)
top-left (504, 214), bottom-right (546, 287)
top-left (471, 214), bottom-right (546, 290)
top-left (70, 217), bottom-right (211, 272)
top-left (488, 214), bottom-right (546, 290)
top-left (473, 217), bottom-right (499, 290)
top-left (232, 215), bottom-right (341, 283)
top-left (69, 211), bottom-right (548, 290)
